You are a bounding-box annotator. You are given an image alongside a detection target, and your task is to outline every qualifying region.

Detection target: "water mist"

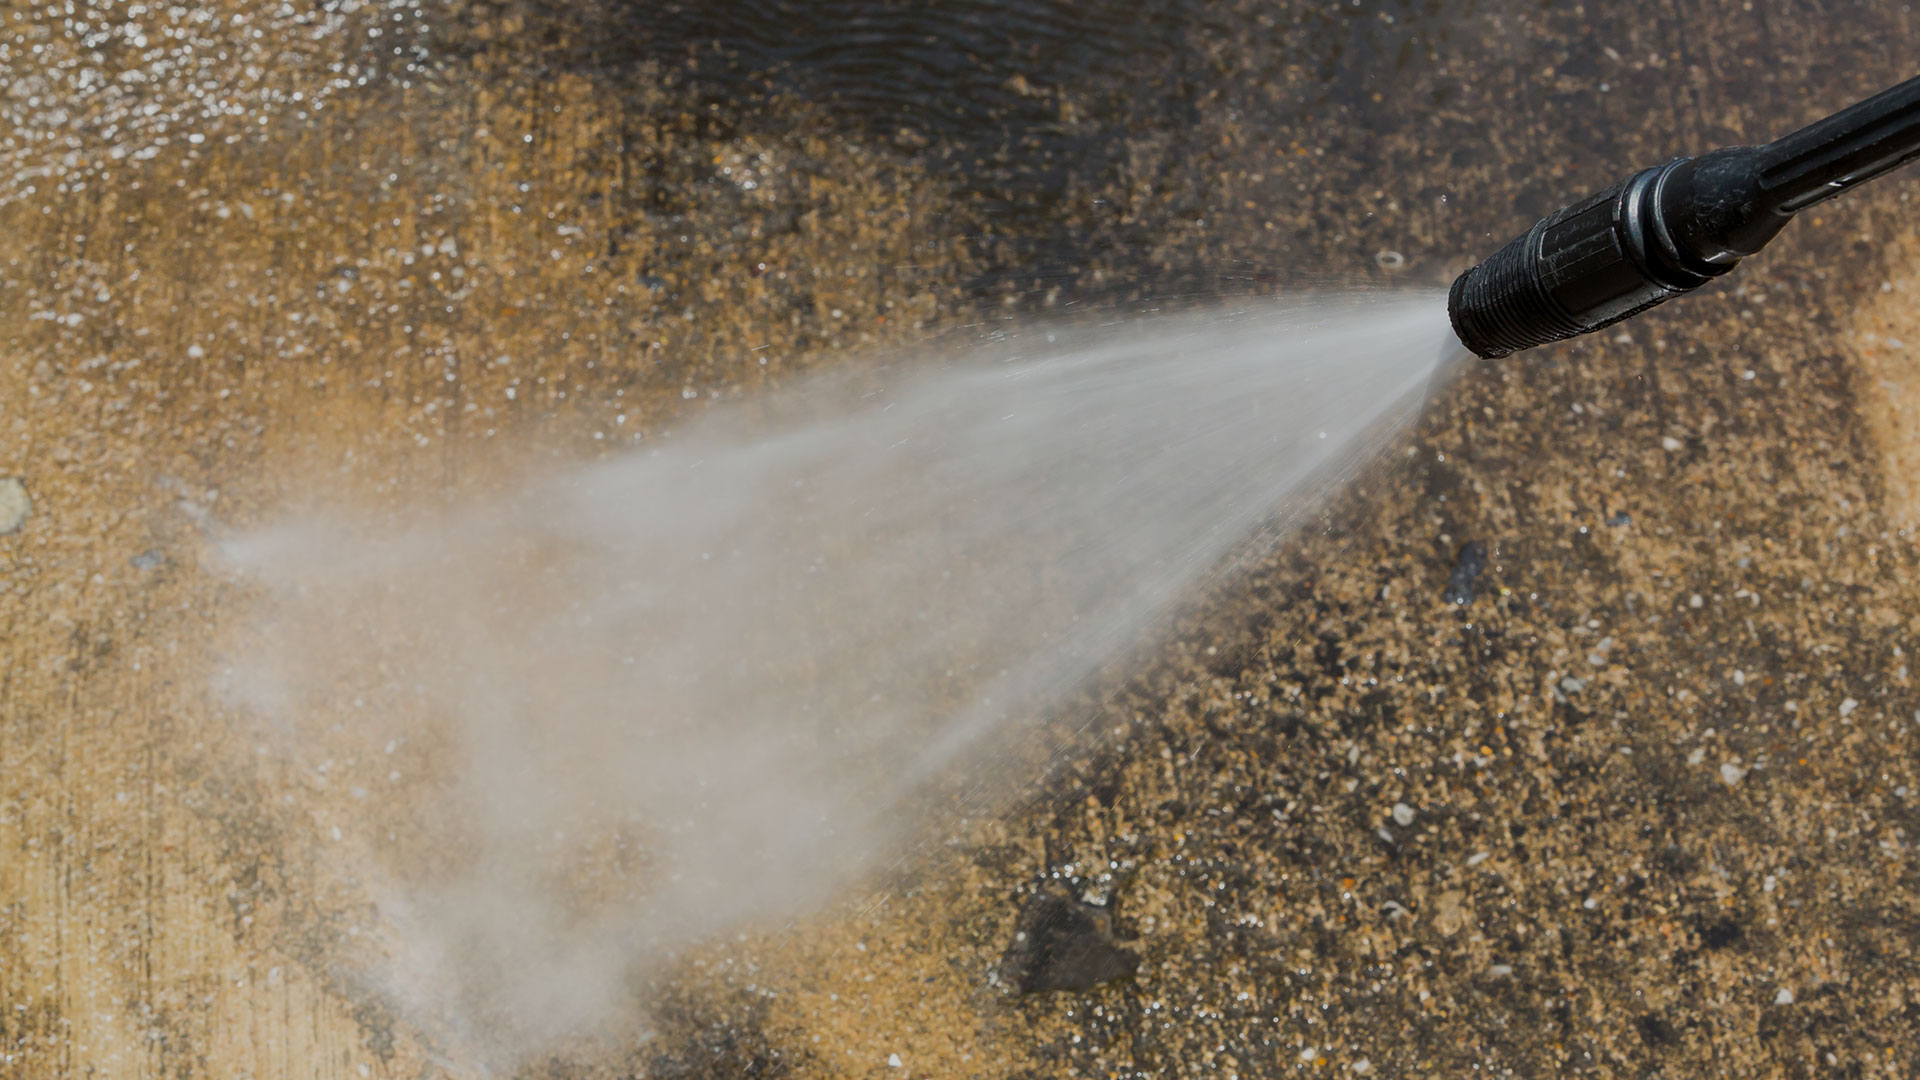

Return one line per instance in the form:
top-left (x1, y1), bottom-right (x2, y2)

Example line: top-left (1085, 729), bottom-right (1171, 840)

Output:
top-left (220, 292), bottom-right (1460, 1063)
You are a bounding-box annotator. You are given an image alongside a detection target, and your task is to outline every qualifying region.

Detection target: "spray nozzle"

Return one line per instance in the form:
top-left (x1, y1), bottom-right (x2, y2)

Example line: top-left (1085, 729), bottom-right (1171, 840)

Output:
top-left (1449, 74), bottom-right (1920, 359)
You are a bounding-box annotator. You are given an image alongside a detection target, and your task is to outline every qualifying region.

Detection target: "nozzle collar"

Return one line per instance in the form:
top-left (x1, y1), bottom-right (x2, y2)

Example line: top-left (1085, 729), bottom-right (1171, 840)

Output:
top-left (1448, 160), bottom-right (1731, 359)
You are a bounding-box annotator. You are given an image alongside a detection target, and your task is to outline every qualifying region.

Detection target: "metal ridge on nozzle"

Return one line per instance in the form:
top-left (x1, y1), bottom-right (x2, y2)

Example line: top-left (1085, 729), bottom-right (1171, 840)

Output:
top-left (1449, 74), bottom-right (1920, 359)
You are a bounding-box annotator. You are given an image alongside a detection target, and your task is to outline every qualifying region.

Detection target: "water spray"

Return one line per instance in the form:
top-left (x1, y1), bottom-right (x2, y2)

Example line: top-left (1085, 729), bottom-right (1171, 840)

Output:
top-left (1449, 74), bottom-right (1920, 358)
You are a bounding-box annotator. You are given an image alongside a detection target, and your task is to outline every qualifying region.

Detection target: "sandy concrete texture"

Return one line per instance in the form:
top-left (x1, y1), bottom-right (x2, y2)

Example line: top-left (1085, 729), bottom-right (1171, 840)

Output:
top-left (3, 1), bottom-right (1919, 1078)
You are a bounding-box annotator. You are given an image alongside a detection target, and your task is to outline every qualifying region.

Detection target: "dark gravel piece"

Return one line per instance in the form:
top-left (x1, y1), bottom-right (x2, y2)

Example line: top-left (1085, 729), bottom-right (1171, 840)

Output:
top-left (1441, 540), bottom-right (1488, 606)
top-left (999, 890), bottom-right (1138, 994)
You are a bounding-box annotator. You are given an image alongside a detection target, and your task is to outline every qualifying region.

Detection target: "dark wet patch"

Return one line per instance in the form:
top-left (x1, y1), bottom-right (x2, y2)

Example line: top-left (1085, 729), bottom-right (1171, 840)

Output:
top-left (633, 987), bottom-right (798, 1080)
top-left (1696, 916), bottom-right (1745, 951)
top-left (1000, 889), bottom-right (1139, 994)
top-left (446, 0), bottom-right (1481, 305)
top-left (1636, 1011), bottom-right (1679, 1047)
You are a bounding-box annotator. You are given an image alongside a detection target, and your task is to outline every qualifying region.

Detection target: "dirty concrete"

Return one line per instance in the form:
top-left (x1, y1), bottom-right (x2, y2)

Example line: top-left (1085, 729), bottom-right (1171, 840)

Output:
top-left (3, 1), bottom-right (1918, 1078)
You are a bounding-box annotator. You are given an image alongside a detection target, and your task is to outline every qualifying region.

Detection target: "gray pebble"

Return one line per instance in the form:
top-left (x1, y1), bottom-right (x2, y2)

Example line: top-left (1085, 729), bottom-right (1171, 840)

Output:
top-left (0, 477), bottom-right (30, 535)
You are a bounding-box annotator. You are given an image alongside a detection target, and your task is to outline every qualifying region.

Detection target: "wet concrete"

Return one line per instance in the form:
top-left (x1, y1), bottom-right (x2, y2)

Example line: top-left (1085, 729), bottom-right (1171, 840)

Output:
top-left (3, 1), bottom-right (1919, 1077)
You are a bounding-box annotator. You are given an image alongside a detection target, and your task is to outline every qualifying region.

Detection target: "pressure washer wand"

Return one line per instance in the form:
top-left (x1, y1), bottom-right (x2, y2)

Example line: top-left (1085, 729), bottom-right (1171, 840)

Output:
top-left (1449, 74), bottom-right (1920, 359)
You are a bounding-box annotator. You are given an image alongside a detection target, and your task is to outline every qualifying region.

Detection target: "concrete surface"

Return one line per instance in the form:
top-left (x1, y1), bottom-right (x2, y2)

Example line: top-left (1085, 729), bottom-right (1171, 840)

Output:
top-left (2, 1), bottom-right (1917, 1077)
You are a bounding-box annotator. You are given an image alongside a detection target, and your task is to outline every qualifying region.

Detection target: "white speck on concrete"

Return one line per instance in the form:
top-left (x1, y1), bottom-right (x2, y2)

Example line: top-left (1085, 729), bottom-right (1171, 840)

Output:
top-left (1352, 1059), bottom-right (1372, 1074)
top-left (1775, 988), bottom-right (1794, 1005)
top-left (888, 1053), bottom-right (902, 1068)
top-left (1391, 803), bottom-right (1414, 827)
top-left (0, 477), bottom-right (28, 535)
top-left (1720, 762), bottom-right (1747, 786)
top-left (1689, 594), bottom-right (1704, 608)
top-left (1839, 698), bottom-right (1858, 717)
top-left (1662, 436), bottom-right (1683, 451)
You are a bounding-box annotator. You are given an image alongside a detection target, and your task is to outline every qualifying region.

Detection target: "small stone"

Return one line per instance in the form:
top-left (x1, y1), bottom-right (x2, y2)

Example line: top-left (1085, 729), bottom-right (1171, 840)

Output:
top-left (888, 1053), bottom-right (903, 1068)
top-left (1720, 762), bottom-right (1747, 786)
top-left (999, 889), bottom-right (1138, 994)
top-left (1352, 1059), bottom-right (1372, 1074)
top-left (1442, 541), bottom-right (1487, 606)
top-left (1838, 698), bottom-right (1859, 717)
top-left (0, 477), bottom-right (28, 535)
top-left (1775, 988), bottom-right (1794, 1005)
top-left (1559, 675), bottom-right (1587, 694)
top-left (1689, 594), bottom-right (1704, 608)
top-left (1431, 889), bottom-right (1470, 936)
top-left (1391, 802), bottom-right (1415, 827)
top-left (1661, 436), bottom-right (1683, 451)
